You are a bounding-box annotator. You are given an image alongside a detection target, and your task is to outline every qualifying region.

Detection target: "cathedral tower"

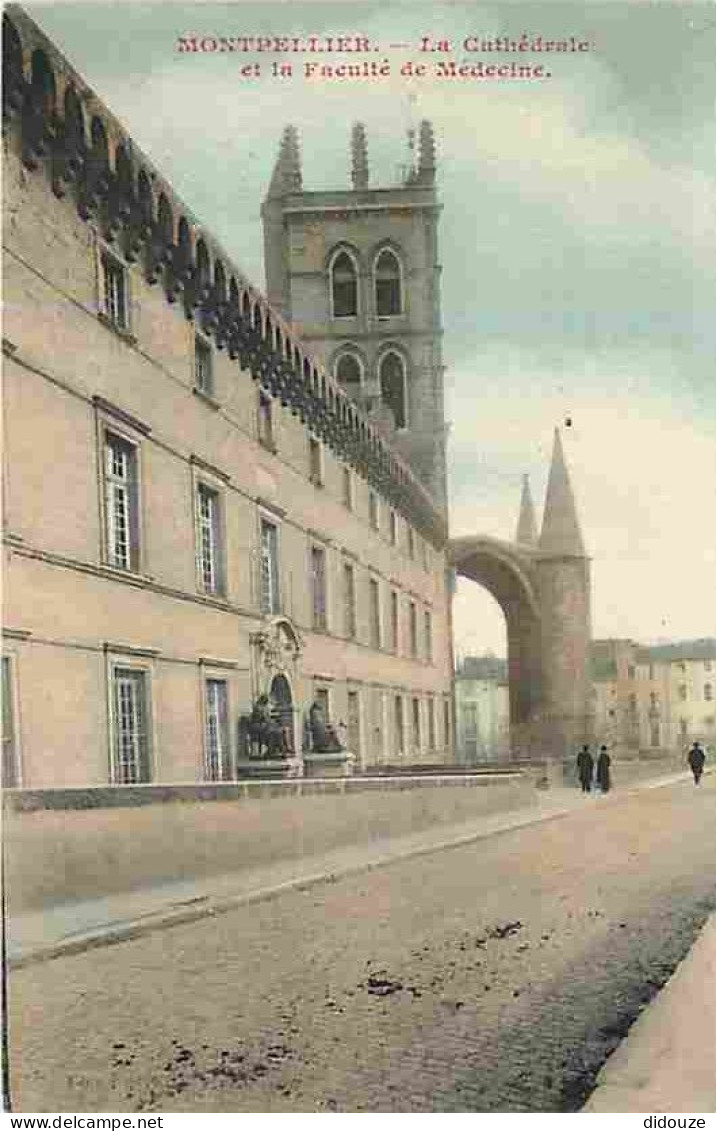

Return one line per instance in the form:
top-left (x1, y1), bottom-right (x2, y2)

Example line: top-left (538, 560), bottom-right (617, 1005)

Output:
top-left (261, 121), bottom-right (447, 512)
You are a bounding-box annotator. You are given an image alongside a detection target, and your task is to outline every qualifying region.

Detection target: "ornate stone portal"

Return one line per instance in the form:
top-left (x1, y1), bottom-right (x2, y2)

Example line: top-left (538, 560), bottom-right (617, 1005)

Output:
top-left (241, 616), bottom-right (354, 777)
top-left (237, 617), bottom-right (304, 776)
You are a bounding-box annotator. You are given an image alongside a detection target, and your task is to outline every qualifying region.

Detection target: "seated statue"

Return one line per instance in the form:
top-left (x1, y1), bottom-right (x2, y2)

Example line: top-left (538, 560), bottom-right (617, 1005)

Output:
top-left (308, 700), bottom-right (344, 753)
top-left (246, 694), bottom-right (287, 758)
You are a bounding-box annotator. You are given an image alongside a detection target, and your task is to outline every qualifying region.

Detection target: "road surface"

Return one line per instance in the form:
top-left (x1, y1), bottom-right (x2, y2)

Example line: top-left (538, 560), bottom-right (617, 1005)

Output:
top-left (8, 774), bottom-right (716, 1112)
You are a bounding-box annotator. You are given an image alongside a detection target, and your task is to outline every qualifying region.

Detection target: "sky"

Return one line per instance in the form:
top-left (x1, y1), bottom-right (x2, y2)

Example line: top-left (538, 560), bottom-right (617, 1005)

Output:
top-left (25, 0), bottom-right (716, 657)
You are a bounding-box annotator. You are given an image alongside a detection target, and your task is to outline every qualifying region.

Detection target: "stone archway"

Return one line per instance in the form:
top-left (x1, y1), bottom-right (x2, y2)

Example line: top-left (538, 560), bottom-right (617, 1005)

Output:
top-left (450, 536), bottom-right (542, 754)
top-left (449, 431), bottom-right (593, 765)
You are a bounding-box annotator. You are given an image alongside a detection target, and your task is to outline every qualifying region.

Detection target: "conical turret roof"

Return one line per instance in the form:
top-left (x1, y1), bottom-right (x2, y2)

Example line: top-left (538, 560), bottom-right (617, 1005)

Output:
top-left (515, 474), bottom-right (538, 546)
top-left (539, 429), bottom-right (586, 556)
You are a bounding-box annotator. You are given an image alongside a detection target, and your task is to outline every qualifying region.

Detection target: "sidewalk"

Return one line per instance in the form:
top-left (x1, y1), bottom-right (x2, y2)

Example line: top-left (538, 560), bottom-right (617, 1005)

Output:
top-left (6, 766), bottom-right (700, 971)
top-left (584, 911), bottom-right (716, 1113)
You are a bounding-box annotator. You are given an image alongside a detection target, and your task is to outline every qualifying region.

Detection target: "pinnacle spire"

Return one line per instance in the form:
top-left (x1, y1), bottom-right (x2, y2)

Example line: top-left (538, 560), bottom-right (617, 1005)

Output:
top-left (417, 120), bottom-right (436, 183)
top-left (267, 125), bottom-right (302, 198)
top-left (515, 474), bottom-right (538, 546)
top-left (351, 122), bottom-right (369, 189)
top-left (539, 429), bottom-right (586, 556)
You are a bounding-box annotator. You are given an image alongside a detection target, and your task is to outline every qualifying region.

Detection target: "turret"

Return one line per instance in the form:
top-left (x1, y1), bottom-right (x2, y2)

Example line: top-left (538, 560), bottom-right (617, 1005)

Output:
top-left (539, 428), bottom-right (586, 556)
top-left (533, 429), bottom-right (593, 764)
top-left (417, 120), bottom-right (436, 184)
top-left (515, 474), bottom-right (538, 547)
top-left (351, 122), bottom-right (369, 189)
top-left (266, 125), bottom-right (302, 199)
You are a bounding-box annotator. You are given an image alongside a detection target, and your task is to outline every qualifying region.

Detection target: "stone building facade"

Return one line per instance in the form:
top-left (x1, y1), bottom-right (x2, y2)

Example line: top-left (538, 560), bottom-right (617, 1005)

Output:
top-left (591, 638), bottom-right (716, 756)
top-left (454, 657), bottom-right (510, 764)
top-left (1, 8), bottom-right (454, 789)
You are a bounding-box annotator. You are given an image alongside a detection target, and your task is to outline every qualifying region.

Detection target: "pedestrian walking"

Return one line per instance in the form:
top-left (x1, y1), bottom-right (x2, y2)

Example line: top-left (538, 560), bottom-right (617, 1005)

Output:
top-left (576, 744), bottom-right (594, 793)
top-left (596, 744), bottom-right (611, 793)
top-left (687, 741), bottom-right (706, 785)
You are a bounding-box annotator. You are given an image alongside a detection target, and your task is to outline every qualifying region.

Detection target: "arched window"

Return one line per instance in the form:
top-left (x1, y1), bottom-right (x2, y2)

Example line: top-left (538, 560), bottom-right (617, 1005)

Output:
top-left (330, 249), bottom-right (358, 318)
top-left (379, 350), bottom-right (407, 429)
top-left (31, 49), bottom-right (56, 121)
top-left (335, 352), bottom-right (362, 398)
top-left (2, 16), bottom-right (24, 119)
top-left (374, 248), bottom-right (402, 317)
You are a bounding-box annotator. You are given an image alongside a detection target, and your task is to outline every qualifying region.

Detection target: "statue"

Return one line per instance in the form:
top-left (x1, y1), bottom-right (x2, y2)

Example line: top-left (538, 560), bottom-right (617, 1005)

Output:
top-left (308, 700), bottom-right (344, 754)
top-left (245, 693), bottom-right (287, 758)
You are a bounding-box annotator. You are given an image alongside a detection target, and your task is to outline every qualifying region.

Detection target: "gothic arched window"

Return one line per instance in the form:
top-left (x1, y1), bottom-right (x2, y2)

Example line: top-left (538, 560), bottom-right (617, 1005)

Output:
top-left (379, 350), bottom-right (407, 429)
top-left (330, 249), bottom-right (358, 318)
top-left (374, 248), bottom-right (402, 317)
top-left (335, 352), bottom-right (362, 399)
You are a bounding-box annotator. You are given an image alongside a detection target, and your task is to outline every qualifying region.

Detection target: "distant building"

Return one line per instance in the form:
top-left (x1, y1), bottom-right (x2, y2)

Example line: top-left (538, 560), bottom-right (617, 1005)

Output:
top-left (454, 656), bottom-right (510, 763)
top-left (591, 638), bottom-right (716, 756)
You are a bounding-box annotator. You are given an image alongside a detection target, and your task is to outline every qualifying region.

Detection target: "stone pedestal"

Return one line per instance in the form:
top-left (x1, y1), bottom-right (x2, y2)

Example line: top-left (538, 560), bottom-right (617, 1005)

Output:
top-left (234, 757), bottom-right (303, 780)
top-left (302, 751), bottom-right (355, 779)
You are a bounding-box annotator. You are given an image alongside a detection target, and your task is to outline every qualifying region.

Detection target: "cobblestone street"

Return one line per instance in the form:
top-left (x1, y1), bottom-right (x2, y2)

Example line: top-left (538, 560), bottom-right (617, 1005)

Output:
top-left (9, 775), bottom-right (716, 1113)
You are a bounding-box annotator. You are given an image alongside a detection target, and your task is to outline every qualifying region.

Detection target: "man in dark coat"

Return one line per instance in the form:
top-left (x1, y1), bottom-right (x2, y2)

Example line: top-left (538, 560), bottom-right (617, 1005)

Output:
top-left (576, 744), bottom-right (594, 792)
top-left (596, 745), bottom-right (611, 793)
top-left (687, 741), bottom-right (706, 785)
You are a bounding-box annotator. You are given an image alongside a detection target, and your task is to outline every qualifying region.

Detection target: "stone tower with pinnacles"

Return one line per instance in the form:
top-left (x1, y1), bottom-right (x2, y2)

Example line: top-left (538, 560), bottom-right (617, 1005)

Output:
top-left (262, 121), bottom-right (448, 513)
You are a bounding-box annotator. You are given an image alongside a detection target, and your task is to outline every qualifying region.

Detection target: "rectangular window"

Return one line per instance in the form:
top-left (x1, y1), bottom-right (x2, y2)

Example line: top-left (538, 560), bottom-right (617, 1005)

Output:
top-left (407, 525), bottom-right (415, 560)
top-left (101, 250), bottom-right (128, 329)
top-left (205, 678), bottom-right (229, 781)
top-left (194, 336), bottom-right (213, 395)
top-left (390, 590), bottom-right (399, 654)
top-left (369, 577), bottom-right (381, 649)
top-left (409, 601), bottom-right (418, 659)
top-left (428, 698), bottom-right (436, 752)
top-left (464, 703), bottom-right (478, 737)
top-left (2, 657), bottom-right (18, 787)
top-left (258, 391), bottom-right (274, 450)
top-left (113, 668), bottom-right (151, 784)
top-left (389, 510), bottom-right (397, 546)
top-left (371, 689), bottom-right (384, 760)
top-left (196, 483), bottom-right (222, 594)
top-left (342, 467), bottom-right (353, 510)
top-left (412, 697), bottom-right (421, 753)
top-left (395, 695), bottom-right (404, 755)
top-left (309, 437), bottom-right (322, 485)
top-left (104, 432), bottom-right (139, 571)
top-left (424, 610), bottom-right (433, 662)
top-left (315, 687), bottom-right (330, 721)
top-left (347, 690), bottom-right (361, 757)
top-left (443, 698), bottom-right (451, 750)
top-left (343, 562), bottom-right (357, 639)
top-left (368, 491), bottom-right (378, 531)
top-left (260, 519), bottom-right (280, 615)
top-left (311, 545), bottom-right (327, 631)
